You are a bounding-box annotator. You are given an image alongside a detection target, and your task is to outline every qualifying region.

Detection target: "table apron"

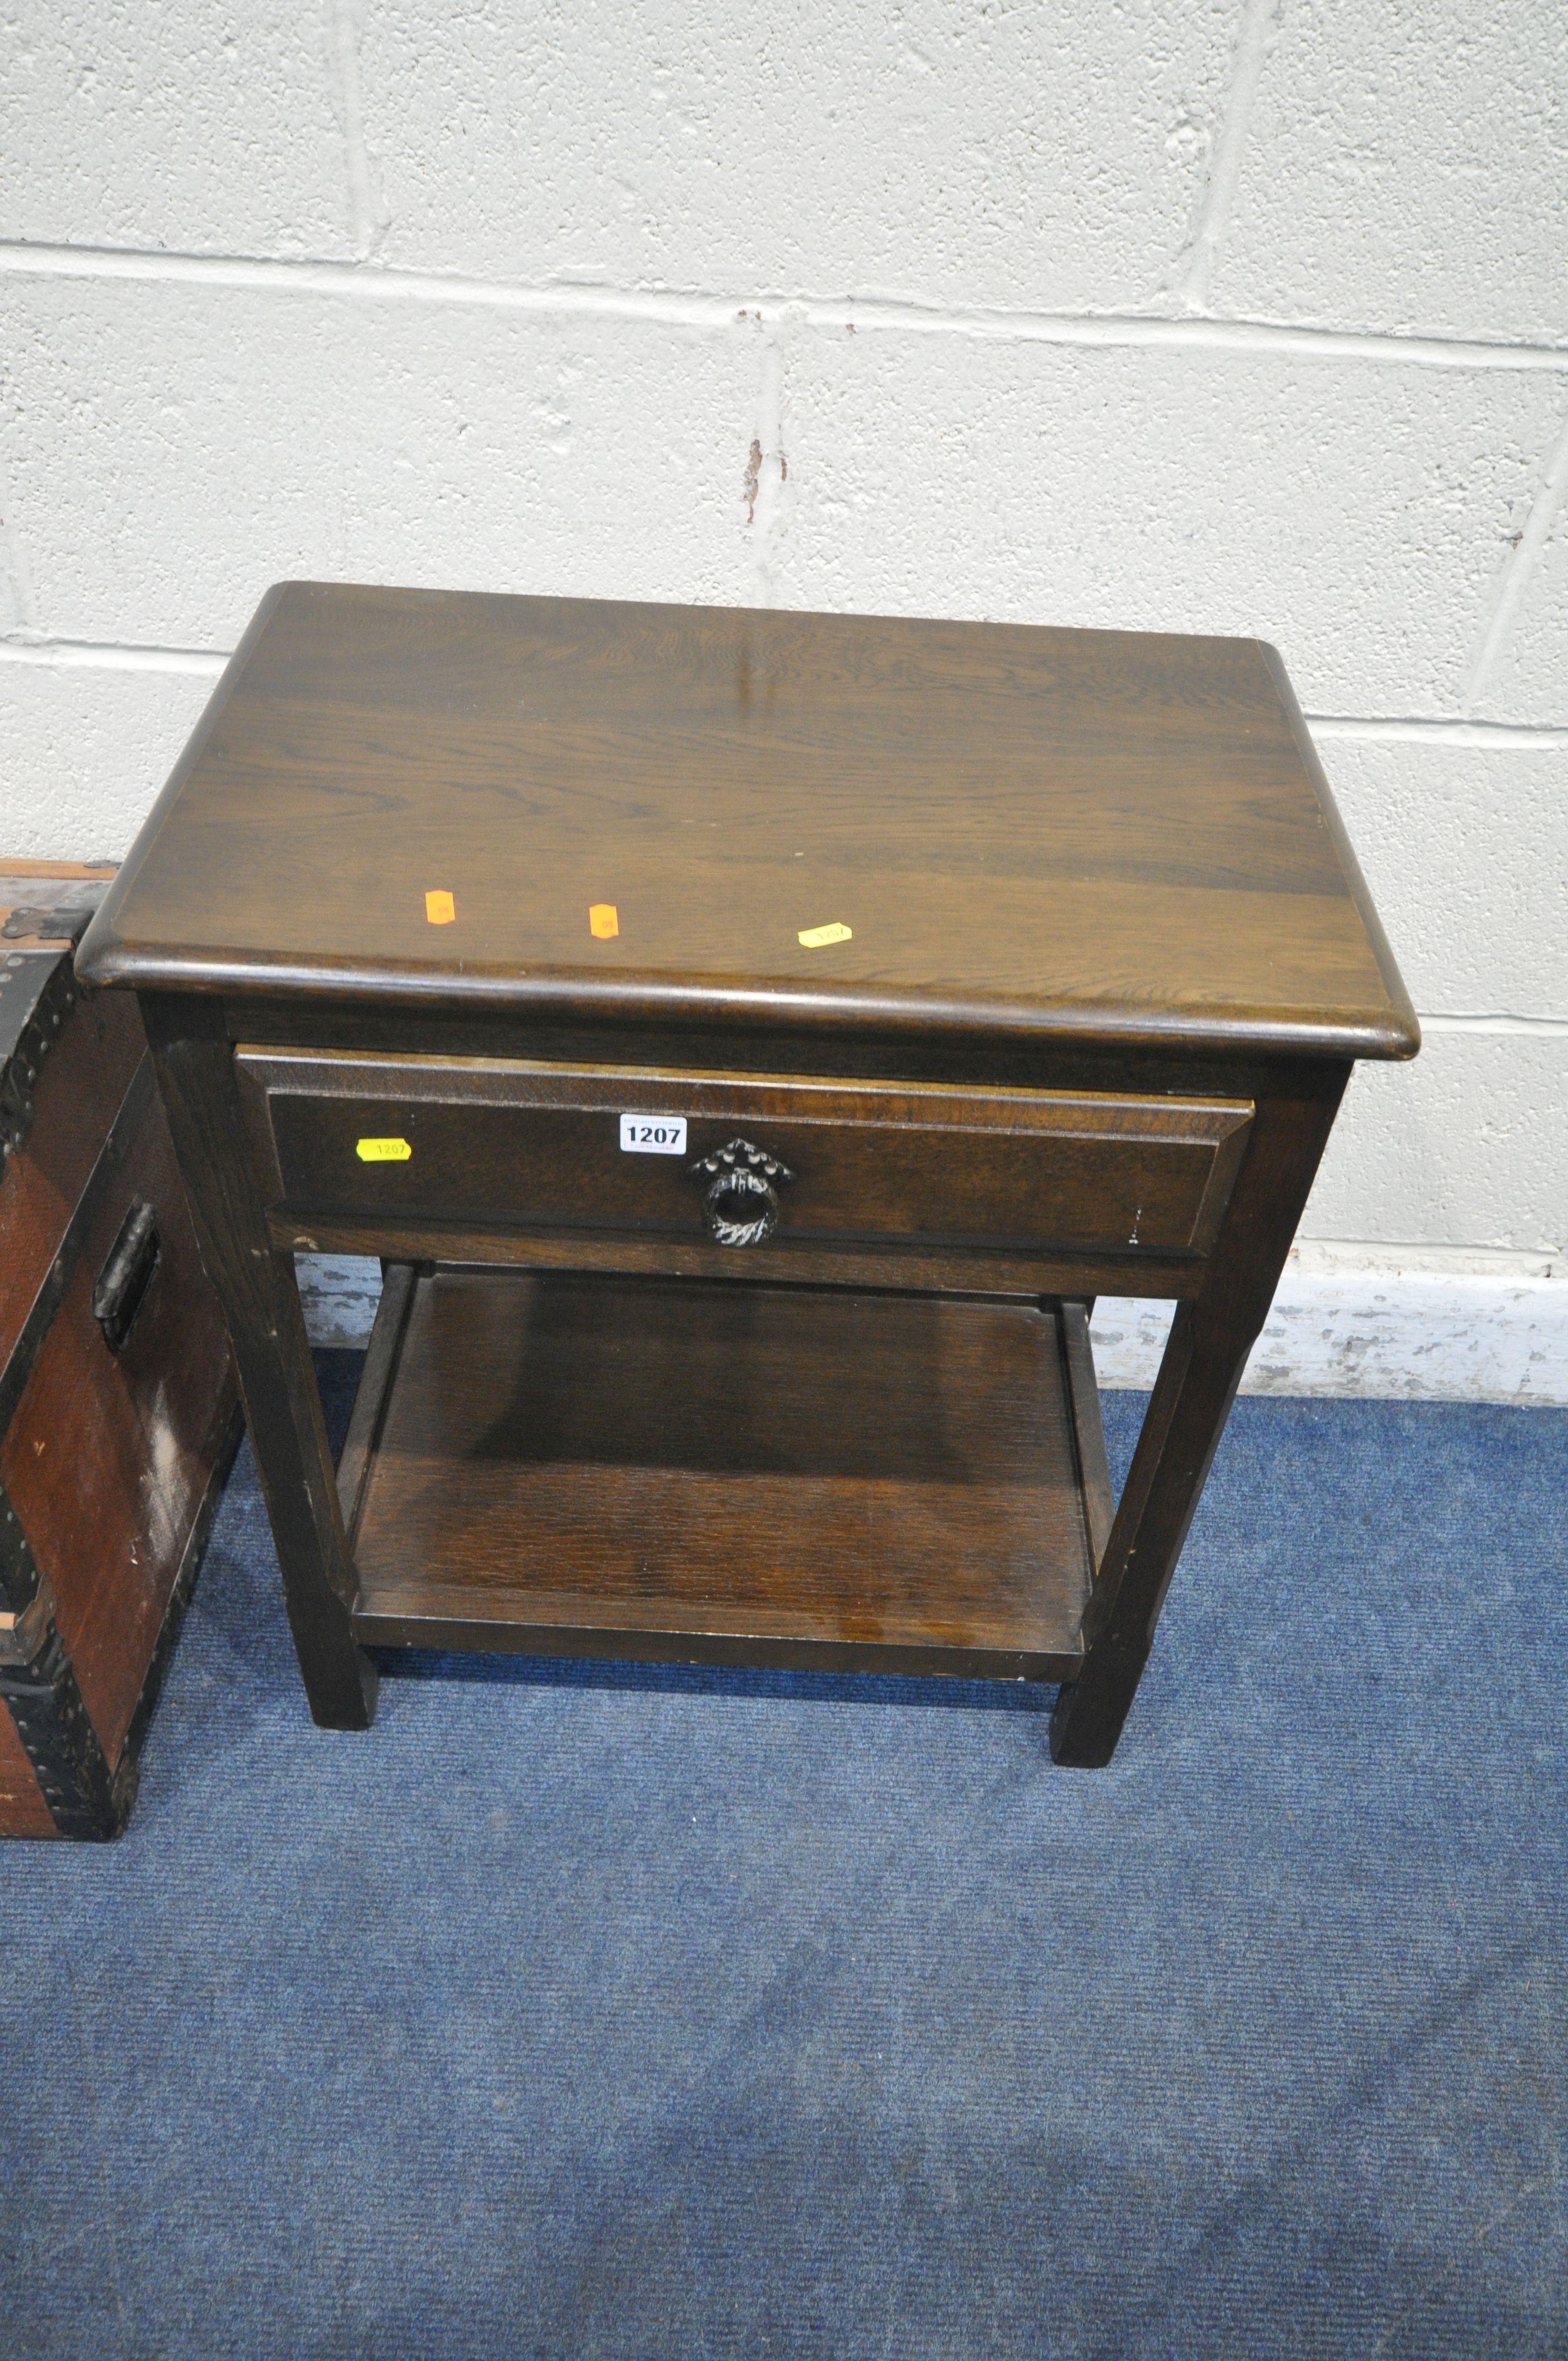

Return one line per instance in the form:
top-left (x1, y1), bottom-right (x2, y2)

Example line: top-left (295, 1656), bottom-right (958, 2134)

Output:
top-left (238, 1043), bottom-right (1254, 1279)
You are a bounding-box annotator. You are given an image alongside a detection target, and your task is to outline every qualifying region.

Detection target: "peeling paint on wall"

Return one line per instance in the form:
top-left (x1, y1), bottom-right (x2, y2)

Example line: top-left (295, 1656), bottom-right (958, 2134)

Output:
top-left (743, 312), bottom-right (790, 605)
top-left (1087, 1254), bottom-right (1568, 1405)
top-left (299, 1252), bottom-right (1568, 1406)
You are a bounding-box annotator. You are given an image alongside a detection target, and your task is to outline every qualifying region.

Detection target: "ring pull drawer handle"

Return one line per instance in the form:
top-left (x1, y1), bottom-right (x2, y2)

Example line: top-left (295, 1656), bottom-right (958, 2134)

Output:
top-left (687, 1138), bottom-right (795, 1248)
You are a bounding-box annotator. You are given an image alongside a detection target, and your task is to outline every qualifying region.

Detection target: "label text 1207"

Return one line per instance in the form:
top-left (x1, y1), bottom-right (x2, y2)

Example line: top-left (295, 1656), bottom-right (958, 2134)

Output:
top-left (618, 1113), bottom-right (688, 1155)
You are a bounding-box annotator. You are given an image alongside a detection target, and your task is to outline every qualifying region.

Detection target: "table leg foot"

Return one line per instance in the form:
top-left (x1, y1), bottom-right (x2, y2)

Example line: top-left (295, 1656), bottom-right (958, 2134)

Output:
top-left (1048, 1655), bottom-right (1143, 1768)
top-left (296, 1634), bottom-right (379, 1731)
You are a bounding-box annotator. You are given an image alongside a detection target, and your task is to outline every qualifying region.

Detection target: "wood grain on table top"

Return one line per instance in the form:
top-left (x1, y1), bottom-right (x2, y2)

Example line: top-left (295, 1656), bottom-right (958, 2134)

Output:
top-left (79, 583), bottom-right (1418, 1061)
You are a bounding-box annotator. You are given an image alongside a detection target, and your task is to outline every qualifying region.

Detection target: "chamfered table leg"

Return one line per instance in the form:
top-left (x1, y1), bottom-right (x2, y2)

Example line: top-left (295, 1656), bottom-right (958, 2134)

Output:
top-left (1051, 1071), bottom-right (1348, 1768)
top-left (141, 997), bottom-right (378, 1731)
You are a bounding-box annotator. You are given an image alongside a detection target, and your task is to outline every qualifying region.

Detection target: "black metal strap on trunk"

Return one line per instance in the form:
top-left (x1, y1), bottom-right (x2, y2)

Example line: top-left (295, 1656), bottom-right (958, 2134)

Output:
top-left (0, 1625), bottom-right (128, 1841)
top-left (0, 946), bottom-right (74, 1170)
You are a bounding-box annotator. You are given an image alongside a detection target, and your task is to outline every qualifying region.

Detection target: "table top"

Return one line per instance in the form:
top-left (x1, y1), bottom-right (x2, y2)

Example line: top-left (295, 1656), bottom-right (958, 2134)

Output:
top-left (79, 583), bottom-right (1417, 1061)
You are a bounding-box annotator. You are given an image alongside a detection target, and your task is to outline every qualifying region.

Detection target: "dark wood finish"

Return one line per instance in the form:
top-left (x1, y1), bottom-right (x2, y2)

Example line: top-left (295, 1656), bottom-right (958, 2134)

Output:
top-left (237, 1046), bottom-right (1253, 1259)
top-left (1, 1053), bottom-right (235, 1761)
top-left (1, 1404), bottom-right (242, 1840)
top-left (267, 1211), bottom-right (1206, 1306)
top-left (73, 590), bottom-right (1419, 1766)
top-left (0, 1059), bottom-right (156, 1461)
top-left (220, 995), bottom-right (1363, 1101)
top-left (140, 995), bottom-right (377, 1731)
top-left (0, 865), bottom-right (242, 1836)
top-left (0, 1694), bottom-right (55, 1838)
top-left (0, 954), bottom-right (144, 1287)
top-left (1051, 1073), bottom-right (1347, 1765)
top-left (1060, 1300), bottom-right (1114, 1572)
top-left (346, 1267), bottom-right (1092, 1680)
top-left (80, 585), bottom-right (1418, 1064)
top-left (335, 1257), bottom-right (418, 1545)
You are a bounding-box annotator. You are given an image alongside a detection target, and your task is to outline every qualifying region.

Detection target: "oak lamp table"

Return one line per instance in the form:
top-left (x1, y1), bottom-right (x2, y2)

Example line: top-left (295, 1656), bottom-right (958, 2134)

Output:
top-left (78, 585), bottom-right (1418, 1767)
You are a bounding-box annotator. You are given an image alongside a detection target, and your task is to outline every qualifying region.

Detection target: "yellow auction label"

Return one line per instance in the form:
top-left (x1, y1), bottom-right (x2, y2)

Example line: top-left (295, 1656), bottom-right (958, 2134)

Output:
top-left (356, 1138), bottom-right (412, 1163)
top-left (797, 921), bottom-right (852, 949)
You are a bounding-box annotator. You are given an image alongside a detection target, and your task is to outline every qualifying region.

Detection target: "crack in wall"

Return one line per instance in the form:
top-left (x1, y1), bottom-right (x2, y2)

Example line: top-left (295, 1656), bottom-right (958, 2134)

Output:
top-left (0, 486), bottom-right (40, 639)
top-left (1174, 0), bottom-right (1280, 314)
top-left (1463, 401), bottom-right (1568, 713)
top-left (326, 0), bottom-right (390, 263)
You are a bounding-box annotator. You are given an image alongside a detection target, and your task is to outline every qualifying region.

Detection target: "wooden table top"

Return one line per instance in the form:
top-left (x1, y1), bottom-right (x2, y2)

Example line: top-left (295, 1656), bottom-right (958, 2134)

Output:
top-left (79, 583), bottom-right (1417, 1060)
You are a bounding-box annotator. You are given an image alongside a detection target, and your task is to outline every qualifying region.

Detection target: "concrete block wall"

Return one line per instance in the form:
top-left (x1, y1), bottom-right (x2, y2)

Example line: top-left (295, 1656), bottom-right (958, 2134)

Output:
top-left (3, 0), bottom-right (1565, 1397)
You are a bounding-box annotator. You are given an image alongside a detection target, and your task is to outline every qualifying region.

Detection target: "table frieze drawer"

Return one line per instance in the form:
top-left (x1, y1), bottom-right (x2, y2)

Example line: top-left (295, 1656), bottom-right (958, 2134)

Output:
top-left (237, 1047), bottom-right (1253, 1258)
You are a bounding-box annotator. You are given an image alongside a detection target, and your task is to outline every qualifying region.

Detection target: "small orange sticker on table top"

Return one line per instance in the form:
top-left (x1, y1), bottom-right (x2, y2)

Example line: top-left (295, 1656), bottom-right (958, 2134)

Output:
top-left (425, 889), bottom-right (455, 925)
top-left (798, 921), bottom-right (852, 949)
top-left (589, 904), bottom-right (619, 939)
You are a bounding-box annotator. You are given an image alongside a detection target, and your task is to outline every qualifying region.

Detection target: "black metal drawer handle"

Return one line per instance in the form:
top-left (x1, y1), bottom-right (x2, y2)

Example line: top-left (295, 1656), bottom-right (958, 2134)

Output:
top-left (687, 1138), bottom-right (794, 1248)
top-left (92, 1200), bottom-right (160, 1352)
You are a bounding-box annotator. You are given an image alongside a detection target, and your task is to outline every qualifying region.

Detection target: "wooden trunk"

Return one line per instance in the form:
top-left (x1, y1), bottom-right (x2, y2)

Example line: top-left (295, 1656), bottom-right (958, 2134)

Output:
top-left (0, 863), bottom-right (241, 1838)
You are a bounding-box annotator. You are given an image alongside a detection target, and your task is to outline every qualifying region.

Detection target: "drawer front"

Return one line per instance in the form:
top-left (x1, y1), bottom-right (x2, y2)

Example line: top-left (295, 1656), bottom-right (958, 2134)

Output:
top-left (237, 1048), bottom-right (1253, 1259)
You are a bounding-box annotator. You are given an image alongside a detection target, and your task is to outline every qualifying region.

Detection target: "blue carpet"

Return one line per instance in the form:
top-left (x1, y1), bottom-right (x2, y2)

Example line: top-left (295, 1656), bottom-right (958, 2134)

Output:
top-left (2, 1362), bottom-right (1565, 2360)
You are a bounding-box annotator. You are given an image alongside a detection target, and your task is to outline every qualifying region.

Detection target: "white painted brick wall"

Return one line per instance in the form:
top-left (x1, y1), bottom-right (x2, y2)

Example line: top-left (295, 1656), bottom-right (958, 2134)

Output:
top-left (4, 3), bottom-right (351, 258)
top-left (0, 276), bottom-right (758, 644)
top-left (1305, 1037), bottom-right (1566, 1258)
top-left (0, 654), bottom-right (215, 857)
top-left (1211, 0), bottom-right (1568, 344)
top-left (1317, 736), bottom-right (1568, 1016)
top-left (1, 2), bottom-right (1564, 1394)
top-left (356, 0), bottom-right (1240, 311)
top-left (772, 323), bottom-right (1560, 712)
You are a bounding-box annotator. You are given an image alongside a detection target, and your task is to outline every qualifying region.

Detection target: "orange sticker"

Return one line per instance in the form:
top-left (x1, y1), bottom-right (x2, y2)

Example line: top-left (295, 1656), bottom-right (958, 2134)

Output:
top-left (589, 903), bottom-right (619, 940)
top-left (425, 889), bottom-right (455, 925)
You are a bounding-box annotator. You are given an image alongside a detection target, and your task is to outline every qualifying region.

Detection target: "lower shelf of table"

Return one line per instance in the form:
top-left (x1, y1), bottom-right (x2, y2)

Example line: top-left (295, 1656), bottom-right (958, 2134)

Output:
top-left (337, 1265), bottom-right (1109, 1682)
